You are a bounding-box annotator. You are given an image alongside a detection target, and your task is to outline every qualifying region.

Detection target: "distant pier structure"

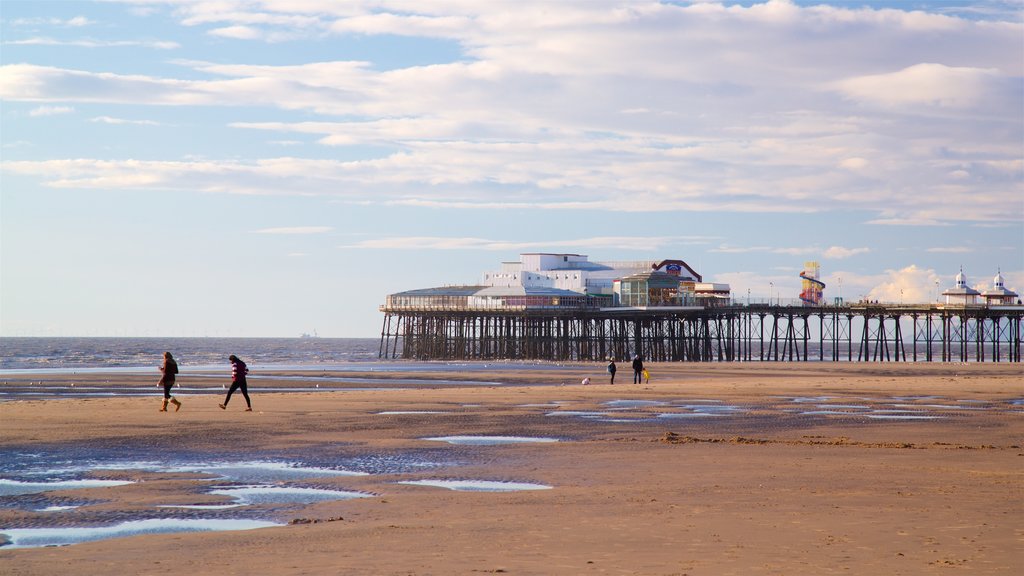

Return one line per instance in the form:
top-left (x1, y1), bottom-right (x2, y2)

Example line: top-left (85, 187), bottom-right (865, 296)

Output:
top-left (379, 254), bottom-right (1022, 363)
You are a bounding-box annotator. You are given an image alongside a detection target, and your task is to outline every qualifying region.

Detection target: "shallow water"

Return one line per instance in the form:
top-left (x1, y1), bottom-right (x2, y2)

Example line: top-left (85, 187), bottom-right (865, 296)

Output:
top-left (0, 518), bottom-right (281, 549)
top-left (0, 479), bottom-right (133, 497)
top-left (208, 485), bottom-right (372, 505)
top-left (398, 479), bottom-right (552, 492)
top-left (422, 436), bottom-right (560, 445)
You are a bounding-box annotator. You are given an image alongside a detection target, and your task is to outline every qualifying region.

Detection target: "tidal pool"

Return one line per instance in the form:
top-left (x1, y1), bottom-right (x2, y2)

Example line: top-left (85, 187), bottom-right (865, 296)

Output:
top-left (0, 479), bottom-right (133, 497)
top-left (208, 485), bottom-right (373, 505)
top-left (399, 479), bottom-right (552, 492)
top-left (422, 436), bottom-right (560, 445)
top-left (0, 518), bottom-right (280, 549)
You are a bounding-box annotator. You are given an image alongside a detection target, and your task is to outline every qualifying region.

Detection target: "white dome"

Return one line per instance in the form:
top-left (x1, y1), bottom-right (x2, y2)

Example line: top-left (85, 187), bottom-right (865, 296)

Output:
top-left (994, 271), bottom-right (1004, 287)
top-left (955, 269), bottom-right (967, 288)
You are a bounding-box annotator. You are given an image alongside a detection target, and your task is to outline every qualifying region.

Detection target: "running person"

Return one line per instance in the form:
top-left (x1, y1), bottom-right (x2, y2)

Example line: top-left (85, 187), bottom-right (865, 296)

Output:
top-left (158, 352), bottom-right (182, 412)
top-left (219, 354), bottom-right (252, 411)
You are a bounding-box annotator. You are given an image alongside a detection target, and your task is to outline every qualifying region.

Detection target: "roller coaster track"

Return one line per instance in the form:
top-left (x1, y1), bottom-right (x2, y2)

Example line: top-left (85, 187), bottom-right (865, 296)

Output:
top-left (799, 271), bottom-right (826, 305)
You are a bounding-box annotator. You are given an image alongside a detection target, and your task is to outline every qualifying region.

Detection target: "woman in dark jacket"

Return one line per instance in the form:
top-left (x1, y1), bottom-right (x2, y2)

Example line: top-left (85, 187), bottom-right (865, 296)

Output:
top-left (158, 352), bottom-right (181, 412)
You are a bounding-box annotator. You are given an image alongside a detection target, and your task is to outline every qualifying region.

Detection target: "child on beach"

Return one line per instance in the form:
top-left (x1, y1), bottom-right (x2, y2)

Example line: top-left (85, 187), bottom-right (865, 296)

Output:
top-left (158, 352), bottom-right (181, 412)
top-left (219, 354), bottom-right (252, 412)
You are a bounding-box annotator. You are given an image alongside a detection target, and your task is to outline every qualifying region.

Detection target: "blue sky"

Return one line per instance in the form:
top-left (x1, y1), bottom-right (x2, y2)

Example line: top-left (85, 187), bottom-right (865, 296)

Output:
top-left (1, 0), bottom-right (1021, 337)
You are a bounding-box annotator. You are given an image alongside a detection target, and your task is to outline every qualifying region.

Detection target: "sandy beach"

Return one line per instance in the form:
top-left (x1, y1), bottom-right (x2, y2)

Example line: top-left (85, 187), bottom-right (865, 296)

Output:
top-left (1, 362), bottom-right (1021, 575)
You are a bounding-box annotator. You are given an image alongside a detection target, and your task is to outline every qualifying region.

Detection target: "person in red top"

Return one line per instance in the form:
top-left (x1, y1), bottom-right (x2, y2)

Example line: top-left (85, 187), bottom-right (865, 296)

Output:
top-left (219, 354), bottom-right (252, 412)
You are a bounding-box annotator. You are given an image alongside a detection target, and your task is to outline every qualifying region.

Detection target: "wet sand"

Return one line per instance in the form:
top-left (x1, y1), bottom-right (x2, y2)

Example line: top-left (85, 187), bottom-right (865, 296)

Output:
top-left (1, 362), bottom-right (1022, 575)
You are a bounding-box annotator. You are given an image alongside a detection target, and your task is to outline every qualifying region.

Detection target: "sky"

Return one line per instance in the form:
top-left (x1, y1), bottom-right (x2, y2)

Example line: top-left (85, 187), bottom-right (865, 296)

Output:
top-left (1, 0), bottom-right (1022, 338)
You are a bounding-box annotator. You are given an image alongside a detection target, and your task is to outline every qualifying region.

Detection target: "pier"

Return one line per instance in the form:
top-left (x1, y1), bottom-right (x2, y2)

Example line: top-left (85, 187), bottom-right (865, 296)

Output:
top-left (379, 304), bottom-right (1023, 363)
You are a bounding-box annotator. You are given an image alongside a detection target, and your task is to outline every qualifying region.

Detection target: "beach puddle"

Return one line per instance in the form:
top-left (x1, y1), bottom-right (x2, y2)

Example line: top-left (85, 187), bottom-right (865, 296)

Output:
top-left (207, 485), bottom-right (372, 505)
top-left (678, 404), bottom-right (744, 414)
top-left (799, 410), bottom-right (864, 416)
top-left (36, 505), bottom-right (83, 512)
top-left (168, 461), bottom-right (368, 482)
top-left (376, 411), bottom-right (450, 415)
top-left (545, 410), bottom-right (607, 418)
top-left (891, 403), bottom-right (986, 411)
top-left (422, 436), bottom-right (559, 445)
top-left (0, 518), bottom-right (280, 549)
top-left (785, 396), bottom-right (837, 404)
top-left (0, 479), bottom-right (133, 497)
top-left (398, 479), bottom-right (552, 492)
top-left (603, 400), bottom-right (668, 409)
top-left (157, 504), bottom-right (244, 510)
top-left (867, 414), bottom-right (943, 420)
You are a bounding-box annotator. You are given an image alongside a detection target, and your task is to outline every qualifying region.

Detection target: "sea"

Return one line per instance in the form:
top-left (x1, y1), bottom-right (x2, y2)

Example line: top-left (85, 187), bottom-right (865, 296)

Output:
top-left (0, 337), bottom-right (385, 374)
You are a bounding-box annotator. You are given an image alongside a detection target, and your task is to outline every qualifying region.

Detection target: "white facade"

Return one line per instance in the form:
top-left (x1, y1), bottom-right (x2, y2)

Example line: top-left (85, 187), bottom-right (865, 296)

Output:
top-left (942, 269), bottom-right (982, 305)
top-left (981, 270), bottom-right (1020, 305)
top-left (482, 253), bottom-right (652, 295)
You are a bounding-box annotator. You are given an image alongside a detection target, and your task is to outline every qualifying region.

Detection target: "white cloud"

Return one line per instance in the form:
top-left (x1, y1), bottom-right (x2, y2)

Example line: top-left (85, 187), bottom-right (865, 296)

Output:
top-left (0, 1), bottom-right (1021, 226)
top-left (10, 16), bottom-right (94, 27)
top-left (866, 265), bottom-right (944, 303)
top-left (709, 244), bottom-right (869, 259)
top-left (89, 116), bottom-right (161, 126)
top-left (253, 226), bottom-right (333, 234)
top-left (866, 217), bottom-right (951, 226)
top-left (3, 38), bottom-right (180, 49)
top-left (339, 235), bottom-right (717, 252)
top-left (838, 157), bottom-right (867, 170)
top-left (208, 25), bottom-right (264, 40)
top-left (822, 246), bottom-right (870, 259)
top-left (833, 63), bottom-right (1012, 109)
top-left (29, 105), bottom-right (73, 117)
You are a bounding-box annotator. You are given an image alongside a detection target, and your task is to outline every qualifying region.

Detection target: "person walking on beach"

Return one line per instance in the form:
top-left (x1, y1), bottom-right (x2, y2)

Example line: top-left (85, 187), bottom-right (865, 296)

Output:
top-left (632, 355), bottom-right (644, 385)
top-left (158, 352), bottom-right (181, 412)
top-left (219, 355), bottom-right (252, 412)
top-left (607, 359), bottom-right (617, 385)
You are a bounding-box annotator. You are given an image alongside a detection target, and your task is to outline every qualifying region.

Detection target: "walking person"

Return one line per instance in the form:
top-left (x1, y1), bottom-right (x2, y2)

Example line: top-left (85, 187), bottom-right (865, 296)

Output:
top-left (632, 355), bottom-right (644, 385)
top-left (219, 354), bottom-right (252, 412)
top-left (158, 352), bottom-right (181, 412)
top-left (607, 359), bottom-right (617, 385)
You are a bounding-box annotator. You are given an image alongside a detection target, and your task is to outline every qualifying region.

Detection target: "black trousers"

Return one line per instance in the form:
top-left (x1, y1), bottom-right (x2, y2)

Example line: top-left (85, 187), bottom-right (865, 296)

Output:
top-left (161, 378), bottom-right (175, 399)
top-left (224, 379), bottom-right (251, 408)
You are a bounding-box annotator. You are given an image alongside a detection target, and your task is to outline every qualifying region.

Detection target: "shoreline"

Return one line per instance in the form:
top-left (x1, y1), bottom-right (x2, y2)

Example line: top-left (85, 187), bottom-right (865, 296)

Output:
top-left (2, 363), bottom-right (1021, 574)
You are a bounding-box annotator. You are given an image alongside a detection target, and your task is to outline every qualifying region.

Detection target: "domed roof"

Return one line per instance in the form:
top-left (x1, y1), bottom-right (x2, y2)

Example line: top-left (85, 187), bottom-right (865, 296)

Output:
top-left (994, 270), bottom-right (1004, 287)
top-left (955, 268), bottom-right (967, 288)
